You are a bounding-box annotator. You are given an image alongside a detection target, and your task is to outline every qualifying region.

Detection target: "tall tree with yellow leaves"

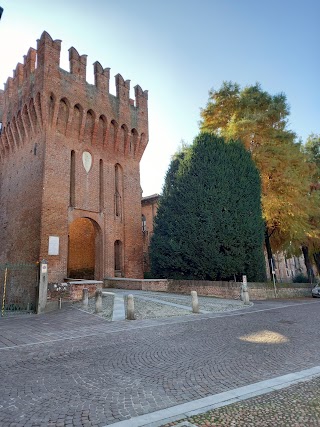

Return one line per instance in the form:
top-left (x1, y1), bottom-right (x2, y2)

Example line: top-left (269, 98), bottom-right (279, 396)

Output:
top-left (301, 134), bottom-right (320, 277)
top-left (200, 82), bottom-right (315, 279)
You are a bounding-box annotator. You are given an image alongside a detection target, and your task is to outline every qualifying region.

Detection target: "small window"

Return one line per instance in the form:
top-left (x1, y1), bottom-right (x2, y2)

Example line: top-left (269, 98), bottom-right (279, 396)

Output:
top-left (142, 214), bottom-right (147, 232)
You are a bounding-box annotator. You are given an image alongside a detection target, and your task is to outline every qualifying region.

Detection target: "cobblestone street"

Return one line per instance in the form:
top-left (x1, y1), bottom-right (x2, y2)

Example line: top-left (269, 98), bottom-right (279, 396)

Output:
top-left (0, 295), bottom-right (319, 426)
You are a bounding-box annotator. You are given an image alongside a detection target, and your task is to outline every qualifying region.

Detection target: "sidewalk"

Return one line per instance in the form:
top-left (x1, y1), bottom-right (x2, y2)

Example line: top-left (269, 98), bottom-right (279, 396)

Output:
top-left (160, 374), bottom-right (320, 427)
top-left (106, 366), bottom-right (320, 427)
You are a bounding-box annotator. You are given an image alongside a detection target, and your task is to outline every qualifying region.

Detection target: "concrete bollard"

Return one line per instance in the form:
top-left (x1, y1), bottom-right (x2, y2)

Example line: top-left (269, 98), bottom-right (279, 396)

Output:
top-left (127, 294), bottom-right (135, 320)
top-left (95, 289), bottom-right (103, 313)
top-left (242, 275), bottom-right (250, 305)
top-left (82, 288), bottom-right (89, 307)
top-left (240, 284), bottom-right (244, 301)
top-left (191, 290), bottom-right (199, 313)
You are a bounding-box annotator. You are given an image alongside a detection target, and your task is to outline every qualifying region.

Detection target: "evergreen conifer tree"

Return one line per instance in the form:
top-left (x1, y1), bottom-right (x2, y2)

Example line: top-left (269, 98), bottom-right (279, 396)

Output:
top-left (150, 133), bottom-right (266, 281)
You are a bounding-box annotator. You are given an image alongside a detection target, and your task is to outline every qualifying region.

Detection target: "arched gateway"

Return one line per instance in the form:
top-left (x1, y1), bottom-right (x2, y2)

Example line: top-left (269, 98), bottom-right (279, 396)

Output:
top-left (68, 218), bottom-right (102, 280)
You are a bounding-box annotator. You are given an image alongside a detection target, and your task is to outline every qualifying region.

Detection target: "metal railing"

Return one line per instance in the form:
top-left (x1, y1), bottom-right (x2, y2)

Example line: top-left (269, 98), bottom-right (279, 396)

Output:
top-left (0, 262), bottom-right (39, 316)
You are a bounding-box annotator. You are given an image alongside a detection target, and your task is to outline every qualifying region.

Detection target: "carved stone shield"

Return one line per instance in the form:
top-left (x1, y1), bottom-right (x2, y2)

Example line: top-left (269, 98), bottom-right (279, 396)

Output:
top-left (82, 151), bottom-right (92, 173)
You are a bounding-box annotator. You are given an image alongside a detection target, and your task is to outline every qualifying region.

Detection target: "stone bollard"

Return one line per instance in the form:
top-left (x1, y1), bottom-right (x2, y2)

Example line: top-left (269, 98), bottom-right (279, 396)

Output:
top-left (95, 289), bottom-right (103, 313)
top-left (240, 284), bottom-right (244, 301)
top-left (127, 294), bottom-right (135, 320)
top-left (242, 275), bottom-right (250, 305)
top-left (191, 290), bottom-right (199, 314)
top-left (82, 288), bottom-right (89, 307)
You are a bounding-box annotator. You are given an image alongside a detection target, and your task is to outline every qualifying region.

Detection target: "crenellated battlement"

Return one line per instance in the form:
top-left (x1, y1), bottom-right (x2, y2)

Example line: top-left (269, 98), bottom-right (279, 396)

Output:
top-left (0, 31), bottom-right (149, 162)
top-left (36, 31), bottom-right (62, 73)
top-left (1, 31), bottom-right (148, 112)
top-left (68, 47), bottom-right (87, 81)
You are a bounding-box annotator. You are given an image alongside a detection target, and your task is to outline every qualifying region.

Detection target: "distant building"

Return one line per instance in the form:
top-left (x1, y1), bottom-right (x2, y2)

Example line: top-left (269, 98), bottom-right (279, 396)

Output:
top-left (141, 194), bottom-right (159, 273)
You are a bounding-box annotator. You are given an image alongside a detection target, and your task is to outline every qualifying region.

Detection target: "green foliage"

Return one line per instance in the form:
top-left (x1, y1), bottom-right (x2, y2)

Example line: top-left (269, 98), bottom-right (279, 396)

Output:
top-left (301, 134), bottom-right (320, 273)
top-left (150, 133), bottom-right (266, 282)
top-left (292, 273), bottom-right (309, 283)
top-left (304, 133), bottom-right (320, 182)
top-left (200, 81), bottom-right (315, 253)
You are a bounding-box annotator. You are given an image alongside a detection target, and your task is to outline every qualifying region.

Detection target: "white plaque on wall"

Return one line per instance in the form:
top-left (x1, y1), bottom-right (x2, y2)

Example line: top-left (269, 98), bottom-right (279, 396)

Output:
top-left (48, 236), bottom-right (59, 255)
top-left (82, 151), bottom-right (92, 173)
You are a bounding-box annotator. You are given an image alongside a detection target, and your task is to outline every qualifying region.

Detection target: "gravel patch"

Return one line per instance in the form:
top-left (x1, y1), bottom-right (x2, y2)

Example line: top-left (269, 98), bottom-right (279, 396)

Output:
top-left (73, 294), bottom-right (114, 320)
top-left (161, 376), bottom-right (320, 426)
top-left (125, 296), bottom-right (192, 320)
top-left (124, 292), bottom-right (250, 312)
top-left (154, 295), bottom-right (248, 312)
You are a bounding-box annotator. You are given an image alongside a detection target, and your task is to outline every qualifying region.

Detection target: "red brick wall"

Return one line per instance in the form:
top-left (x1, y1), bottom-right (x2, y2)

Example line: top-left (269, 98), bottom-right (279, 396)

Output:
top-left (104, 278), bottom-right (312, 299)
top-left (0, 119), bottom-right (44, 263)
top-left (0, 31), bottom-right (148, 284)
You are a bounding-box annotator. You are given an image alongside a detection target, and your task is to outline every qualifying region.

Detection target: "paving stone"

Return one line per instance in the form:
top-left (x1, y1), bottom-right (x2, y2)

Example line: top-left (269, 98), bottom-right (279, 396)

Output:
top-left (0, 298), bottom-right (319, 425)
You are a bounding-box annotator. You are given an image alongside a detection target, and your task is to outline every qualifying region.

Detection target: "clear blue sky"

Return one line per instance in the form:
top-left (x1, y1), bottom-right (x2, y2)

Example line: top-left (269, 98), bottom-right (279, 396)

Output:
top-left (1, 0), bottom-right (319, 195)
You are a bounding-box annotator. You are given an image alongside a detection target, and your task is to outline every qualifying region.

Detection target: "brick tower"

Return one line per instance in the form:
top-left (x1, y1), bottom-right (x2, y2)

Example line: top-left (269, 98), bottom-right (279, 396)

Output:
top-left (0, 31), bottom-right (148, 283)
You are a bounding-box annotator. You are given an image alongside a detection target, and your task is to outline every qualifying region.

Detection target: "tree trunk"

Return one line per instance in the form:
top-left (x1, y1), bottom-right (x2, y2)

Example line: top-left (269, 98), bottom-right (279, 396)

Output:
top-left (313, 252), bottom-right (320, 276)
top-left (265, 226), bottom-right (276, 281)
top-left (302, 245), bottom-right (315, 283)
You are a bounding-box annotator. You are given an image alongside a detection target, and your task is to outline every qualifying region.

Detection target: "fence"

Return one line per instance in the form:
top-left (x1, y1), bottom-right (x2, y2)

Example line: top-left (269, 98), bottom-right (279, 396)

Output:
top-left (0, 262), bottom-right (39, 316)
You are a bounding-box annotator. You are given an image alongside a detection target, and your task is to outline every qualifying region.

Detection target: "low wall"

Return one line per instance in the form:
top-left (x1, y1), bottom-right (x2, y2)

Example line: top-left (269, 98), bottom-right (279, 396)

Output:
top-left (105, 278), bottom-right (168, 292)
top-left (68, 281), bottom-right (103, 301)
top-left (47, 280), bottom-right (103, 302)
top-left (104, 278), bottom-right (312, 300)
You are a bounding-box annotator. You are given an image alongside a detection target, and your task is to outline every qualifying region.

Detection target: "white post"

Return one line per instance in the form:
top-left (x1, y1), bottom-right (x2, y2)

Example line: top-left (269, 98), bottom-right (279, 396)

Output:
top-left (37, 259), bottom-right (48, 314)
top-left (95, 289), bottom-right (102, 313)
top-left (270, 258), bottom-right (278, 298)
top-left (127, 294), bottom-right (135, 320)
top-left (191, 290), bottom-right (199, 313)
top-left (242, 275), bottom-right (250, 305)
top-left (82, 288), bottom-right (89, 307)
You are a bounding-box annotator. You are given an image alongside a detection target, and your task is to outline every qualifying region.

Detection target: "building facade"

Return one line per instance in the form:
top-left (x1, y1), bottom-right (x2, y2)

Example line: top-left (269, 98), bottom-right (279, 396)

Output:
top-left (141, 194), bottom-right (159, 272)
top-left (0, 31), bottom-right (148, 283)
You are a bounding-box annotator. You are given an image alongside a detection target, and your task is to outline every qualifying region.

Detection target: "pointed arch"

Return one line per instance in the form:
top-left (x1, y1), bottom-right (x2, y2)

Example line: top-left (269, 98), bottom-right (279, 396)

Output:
top-left (119, 124), bottom-right (128, 153)
top-left (29, 99), bottom-right (38, 133)
top-left (114, 163), bottom-right (123, 218)
top-left (71, 103), bottom-right (83, 141)
top-left (16, 111), bottom-right (25, 145)
top-left (130, 128), bottom-right (138, 155)
top-left (35, 92), bottom-right (43, 128)
top-left (68, 217), bottom-right (103, 280)
top-left (97, 115), bottom-right (107, 145)
top-left (48, 93), bottom-right (56, 127)
top-left (114, 240), bottom-right (123, 276)
top-left (22, 104), bottom-right (31, 140)
top-left (109, 119), bottom-right (118, 149)
top-left (70, 150), bottom-right (76, 207)
top-left (99, 159), bottom-right (104, 212)
top-left (11, 117), bottom-right (20, 148)
top-left (57, 98), bottom-right (70, 135)
top-left (83, 109), bottom-right (95, 145)
top-left (1, 127), bottom-right (10, 152)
